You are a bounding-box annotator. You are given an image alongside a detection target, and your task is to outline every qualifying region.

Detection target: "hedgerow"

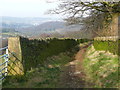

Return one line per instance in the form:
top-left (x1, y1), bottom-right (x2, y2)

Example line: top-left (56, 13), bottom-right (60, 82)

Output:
top-left (93, 40), bottom-right (119, 55)
top-left (20, 37), bottom-right (80, 72)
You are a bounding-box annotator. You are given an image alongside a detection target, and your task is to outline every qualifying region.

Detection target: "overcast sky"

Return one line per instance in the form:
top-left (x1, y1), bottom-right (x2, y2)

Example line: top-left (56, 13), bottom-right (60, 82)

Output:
top-left (0, 0), bottom-right (62, 19)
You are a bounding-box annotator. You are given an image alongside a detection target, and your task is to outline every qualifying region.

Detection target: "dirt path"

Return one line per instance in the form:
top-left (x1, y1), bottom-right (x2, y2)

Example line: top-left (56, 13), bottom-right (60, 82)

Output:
top-left (59, 43), bottom-right (92, 88)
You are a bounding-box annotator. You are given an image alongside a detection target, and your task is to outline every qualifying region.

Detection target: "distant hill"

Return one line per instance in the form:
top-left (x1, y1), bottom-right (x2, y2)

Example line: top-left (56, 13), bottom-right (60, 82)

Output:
top-left (0, 22), bottom-right (33, 29)
top-left (0, 16), bottom-right (60, 26)
top-left (1, 28), bottom-right (16, 33)
top-left (32, 29), bottom-right (93, 39)
top-left (16, 21), bottom-right (83, 36)
top-left (1, 17), bottom-right (91, 38)
top-left (36, 21), bottom-right (65, 30)
top-left (17, 21), bottom-right (64, 32)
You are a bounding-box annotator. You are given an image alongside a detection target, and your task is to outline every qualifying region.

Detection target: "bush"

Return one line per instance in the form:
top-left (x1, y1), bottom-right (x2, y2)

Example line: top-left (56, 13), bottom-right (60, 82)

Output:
top-left (76, 38), bottom-right (92, 44)
top-left (93, 40), bottom-right (119, 55)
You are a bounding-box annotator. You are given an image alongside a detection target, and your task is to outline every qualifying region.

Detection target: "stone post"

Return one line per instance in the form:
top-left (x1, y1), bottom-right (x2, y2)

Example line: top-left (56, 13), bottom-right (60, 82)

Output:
top-left (8, 37), bottom-right (24, 75)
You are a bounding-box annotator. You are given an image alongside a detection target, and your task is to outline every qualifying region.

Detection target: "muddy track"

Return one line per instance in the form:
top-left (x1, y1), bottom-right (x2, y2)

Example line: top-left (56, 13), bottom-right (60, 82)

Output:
top-left (59, 43), bottom-right (92, 88)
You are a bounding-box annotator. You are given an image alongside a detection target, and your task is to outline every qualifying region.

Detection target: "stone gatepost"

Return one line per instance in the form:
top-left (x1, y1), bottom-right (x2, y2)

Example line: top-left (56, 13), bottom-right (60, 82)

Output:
top-left (8, 37), bottom-right (24, 75)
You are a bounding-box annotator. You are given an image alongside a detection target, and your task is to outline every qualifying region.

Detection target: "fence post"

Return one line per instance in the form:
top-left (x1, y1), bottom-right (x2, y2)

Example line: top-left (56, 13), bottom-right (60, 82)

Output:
top-left (5, 48), bottom-right (8, 76)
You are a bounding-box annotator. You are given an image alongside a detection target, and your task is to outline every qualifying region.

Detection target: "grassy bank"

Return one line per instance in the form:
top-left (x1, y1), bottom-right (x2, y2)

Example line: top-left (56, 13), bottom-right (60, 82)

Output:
top-left (83, 45), bottom-right (119, 88)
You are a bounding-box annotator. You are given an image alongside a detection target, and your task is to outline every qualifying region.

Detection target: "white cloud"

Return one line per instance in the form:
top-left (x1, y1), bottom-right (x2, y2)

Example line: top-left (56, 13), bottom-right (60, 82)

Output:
top-left (45, 0), bottom-right (58, 3)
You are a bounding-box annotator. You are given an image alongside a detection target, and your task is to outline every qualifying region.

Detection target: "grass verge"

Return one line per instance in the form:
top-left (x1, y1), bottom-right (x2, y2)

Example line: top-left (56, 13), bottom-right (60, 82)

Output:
top-left (83, 45), bottom-right (119, 88)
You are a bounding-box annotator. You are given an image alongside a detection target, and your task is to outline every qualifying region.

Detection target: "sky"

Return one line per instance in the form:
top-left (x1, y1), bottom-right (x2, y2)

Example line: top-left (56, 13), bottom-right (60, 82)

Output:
top-left (0, 0), bottom-right (62, 19)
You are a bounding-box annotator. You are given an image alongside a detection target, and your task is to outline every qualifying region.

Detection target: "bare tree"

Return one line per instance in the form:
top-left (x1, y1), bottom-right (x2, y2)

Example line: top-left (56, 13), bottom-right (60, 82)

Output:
top-left (49, 0), bottom-right (120, 37)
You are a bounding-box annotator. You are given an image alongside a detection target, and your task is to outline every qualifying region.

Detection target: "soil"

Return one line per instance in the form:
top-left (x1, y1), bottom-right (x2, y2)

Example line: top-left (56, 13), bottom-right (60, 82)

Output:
top-left (58, 43), bottom-right (93, 88)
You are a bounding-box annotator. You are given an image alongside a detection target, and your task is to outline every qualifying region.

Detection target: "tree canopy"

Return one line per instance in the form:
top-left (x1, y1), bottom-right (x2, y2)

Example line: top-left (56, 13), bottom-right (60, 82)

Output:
top-left (49, 0), bottom-right (120, 37)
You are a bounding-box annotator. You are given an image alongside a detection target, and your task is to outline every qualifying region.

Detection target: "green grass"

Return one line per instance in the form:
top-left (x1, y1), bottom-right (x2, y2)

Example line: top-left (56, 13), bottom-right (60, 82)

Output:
top-left (3, 48), bottom-right (77, 88)
top-left (83, 45), bottom-right (119, 88)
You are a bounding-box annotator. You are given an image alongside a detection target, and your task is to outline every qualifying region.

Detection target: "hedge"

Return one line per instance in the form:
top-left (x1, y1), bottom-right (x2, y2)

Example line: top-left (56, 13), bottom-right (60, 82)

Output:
top-left (93, 40), bottom-right (120, 55)
top-left (20, 37), bottom-right (79, 72)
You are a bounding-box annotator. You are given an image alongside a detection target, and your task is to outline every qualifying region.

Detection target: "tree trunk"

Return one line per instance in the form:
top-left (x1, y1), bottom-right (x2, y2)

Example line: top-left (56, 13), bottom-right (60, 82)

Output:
top-left (99, 13), bottom-right (118, 37)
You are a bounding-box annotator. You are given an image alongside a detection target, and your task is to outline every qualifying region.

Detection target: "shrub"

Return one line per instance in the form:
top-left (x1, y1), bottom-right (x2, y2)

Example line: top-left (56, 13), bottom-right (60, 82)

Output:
top-left (76, 38), bottom-right (92, 44)
top-left (93, 40), bottom-right (119, 55)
